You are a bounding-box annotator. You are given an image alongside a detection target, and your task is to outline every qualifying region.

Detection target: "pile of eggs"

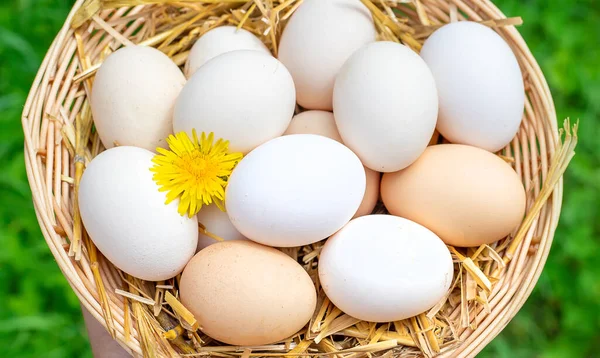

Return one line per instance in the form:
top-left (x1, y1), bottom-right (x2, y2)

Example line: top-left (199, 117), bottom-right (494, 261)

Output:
top-left (79, 0), bottom-right (527, 347)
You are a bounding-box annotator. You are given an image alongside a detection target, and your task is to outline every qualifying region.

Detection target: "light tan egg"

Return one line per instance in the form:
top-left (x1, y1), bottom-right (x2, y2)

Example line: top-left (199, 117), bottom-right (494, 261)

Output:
top-left (180, 240), bottom-right (316, 345)
top-left (283, 110), bottom-right (379, 217)
top-left (283, 110), bottom-right (342, 142)
top-left (428, 130), bottom-right (440, 146)
top-left (381, 144), bottom-right (526, 247)
top-left (353, 168), bottom-right (380, 218)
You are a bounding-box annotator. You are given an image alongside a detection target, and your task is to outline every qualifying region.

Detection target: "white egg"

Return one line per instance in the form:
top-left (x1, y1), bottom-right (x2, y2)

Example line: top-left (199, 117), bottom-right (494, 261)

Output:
top-left (319, 215), bottom-right (453, 322)
top-left (333, 41), bottom-right (438, 172)
top-left (185, 26), bottom-right (271, 78)
top-left (79, 146), bottom-right (198, 281)
top-left (420, 21), bottom-right (525, 152)
top-left (174, 50), bottom-right (296, 154)
top-left (196, 204), bottom-right (247, 251)
top-left (226, 134), bottom-right (366, 247)
top-left (278, 0), bottom-right (376, 110)
top-left (91, 46), bottom-right (186, 151)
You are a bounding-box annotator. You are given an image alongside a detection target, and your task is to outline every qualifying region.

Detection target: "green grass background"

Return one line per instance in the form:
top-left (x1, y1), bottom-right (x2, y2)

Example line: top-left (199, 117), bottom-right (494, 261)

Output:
top-left (1, 0), bottom-right (598, 357)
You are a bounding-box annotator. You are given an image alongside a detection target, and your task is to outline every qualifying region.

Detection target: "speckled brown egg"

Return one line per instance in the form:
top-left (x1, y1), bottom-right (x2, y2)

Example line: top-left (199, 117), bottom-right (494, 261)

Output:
top-left (179, 240), bottom-right (317, 345)
top-left (381, 144), bottom-right (526, 247)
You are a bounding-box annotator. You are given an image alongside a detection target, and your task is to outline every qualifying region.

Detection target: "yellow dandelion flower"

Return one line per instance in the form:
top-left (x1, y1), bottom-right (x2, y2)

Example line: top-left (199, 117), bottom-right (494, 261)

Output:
top-left (150, 130), bottom-right (243, 217)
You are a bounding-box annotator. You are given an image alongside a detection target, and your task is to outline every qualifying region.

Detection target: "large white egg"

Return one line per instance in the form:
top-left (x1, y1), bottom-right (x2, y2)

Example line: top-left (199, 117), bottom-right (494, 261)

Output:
top-left (278, 0), bottom-right (376, 110)
top-left (333, 41), bottom-right (438, 172)
top-left (174, 50), bottom-right (296, 154)
top-left (91, 46), bottom-right (186, 151)
top-left (196, 204), bottom-right (247, 251)
top-left (226, 134), bottom-right (366, 247)
top-left (79, 146), bottom-right (198, 281)
top-left (319, 215), bottom-right (453, 322)
top-left (185, 26), bottom-right (270, 78)
top-left (420, 21), bottom-right (525, 152)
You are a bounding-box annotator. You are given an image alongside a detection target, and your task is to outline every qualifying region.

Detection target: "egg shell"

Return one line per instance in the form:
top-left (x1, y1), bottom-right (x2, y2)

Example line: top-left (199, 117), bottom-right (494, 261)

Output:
top-left (180, 240), bottom-right (317, 345)
top-left (319, 215), bottom-right (453, 322)
top-left (78, 146), bottom-right (198, 281)
top-left (381, 144), bottom-right (527, 247)
top-left (278, 0), bottom-right (376, 110)
top-left (196, 204), bottom-right (247, 251)
top-left (283, 110), bottom-right (343, 142)
top-left (174, 50), bottom-right (296, 154)
top-left (428, 130), bottom-right (440, 146)
top-left (420, 21), bottom-right (525, 152)
top-left (284, 111), bottom-right (380, 218)
top-left (333, 41), bottom-right (438, 172)
top-left (185, 26), bottom-right (270, 78)
top-left (226, 134), bottom-right (366, 247)
top-left (354, 168), bottom-right (380, 218)
top-left (91, 46), bottom-right (186, 151)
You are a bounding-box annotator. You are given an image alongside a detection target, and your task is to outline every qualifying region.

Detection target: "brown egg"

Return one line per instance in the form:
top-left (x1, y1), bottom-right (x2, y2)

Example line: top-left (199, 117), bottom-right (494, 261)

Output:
top-left (284, 110), bottom-right (380, 218)
top-left (353, 168), bottom-right (380, 218)
top-left (428, 129), bottom-right (440, 146)
top-left (381, 144), bottom-right (526, 247)
top-left (283, 110), bottom-right (343, 142)
top-left (180, 240), bottom-right (317, 345)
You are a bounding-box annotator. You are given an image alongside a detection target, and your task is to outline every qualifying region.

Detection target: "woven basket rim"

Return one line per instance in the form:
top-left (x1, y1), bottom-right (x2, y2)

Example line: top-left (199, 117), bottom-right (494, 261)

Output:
top-left (21, 0), bottom-right (566, 357)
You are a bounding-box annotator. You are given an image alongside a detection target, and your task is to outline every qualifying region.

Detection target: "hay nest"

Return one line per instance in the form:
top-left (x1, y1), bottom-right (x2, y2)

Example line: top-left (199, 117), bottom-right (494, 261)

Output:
top-left (22, 0), bottom-right (577, 356)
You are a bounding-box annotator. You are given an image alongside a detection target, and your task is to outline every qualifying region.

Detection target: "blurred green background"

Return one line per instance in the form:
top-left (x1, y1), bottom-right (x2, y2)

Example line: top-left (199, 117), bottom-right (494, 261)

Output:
top-left (0, 0), bottom-right (598, 357)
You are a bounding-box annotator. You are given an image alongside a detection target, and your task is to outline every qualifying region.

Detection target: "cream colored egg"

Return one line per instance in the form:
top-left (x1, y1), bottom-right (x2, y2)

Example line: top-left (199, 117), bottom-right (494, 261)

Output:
top-left (319, 215), bottom-right (453, 322)
top-left (226, 134), bottom-right (366, 247)
top-left (174, 50), bottom-right (296, 154)
top-left (278, 0), bottom-right (376, 110)
top-left (91, 46), bottom-right (186, 151)
top-left (78, 146), bottom-right (198, 281)
top-left (185, 26), bottom-right (271, 78)
top-left (333, 41), bottom-right (438, 172)
top-left (381, 144), bottom-right (526, 247)
top-left (283, 110), bottom-right (379, 218)
top-left (180, 240), bottom-right (317, 345)
top-left (196, 204), bottom-right (247, 251)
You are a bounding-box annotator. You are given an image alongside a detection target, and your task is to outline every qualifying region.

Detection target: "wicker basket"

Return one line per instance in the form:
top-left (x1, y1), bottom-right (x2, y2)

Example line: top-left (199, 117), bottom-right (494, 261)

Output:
top-left (22, 0), bottom-right (576, 357)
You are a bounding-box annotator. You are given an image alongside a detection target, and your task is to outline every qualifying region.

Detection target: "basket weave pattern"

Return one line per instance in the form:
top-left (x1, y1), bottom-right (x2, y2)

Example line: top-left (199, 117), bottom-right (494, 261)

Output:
top-left (23, 0), bottom-right (564, 356)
